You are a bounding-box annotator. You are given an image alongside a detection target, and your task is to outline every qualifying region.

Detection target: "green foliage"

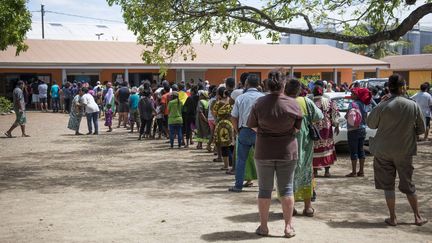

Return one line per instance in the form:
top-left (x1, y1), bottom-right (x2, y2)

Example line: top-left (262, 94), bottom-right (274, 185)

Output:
top-left (108, 0), bottom-right (432, 66)
top-left (0, 0), bottom-right (32, 55)
top-left (0, 96), bottom-right (13, 113)
top-left (422, 44), bottom-right (432, 53)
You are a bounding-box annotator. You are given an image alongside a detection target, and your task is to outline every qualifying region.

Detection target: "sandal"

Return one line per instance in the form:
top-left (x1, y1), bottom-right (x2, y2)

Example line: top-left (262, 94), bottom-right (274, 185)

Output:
top-left (220, 167), bottom-right (229, 170)
top-left (243, 181), bottom-right (253, 187)
top-left (4, 132), bottom-right (12, 138)
top-left (345, 172), bottom-right (357, 177)
top-left (255, 226), bottom-right (269, 237)
top-left (22, 134), bottom-right (30, 137)
top-left (415, 218), bottom-right (428, 226)
top-left (228, 186), bottom-right (242, 192)
top-left (213, 158), bottom-right (222, 162)
top-left (303, 208), bottom-right (315, 217)
top-left (357, 171), bottom-right (365, 177)
top-left (226, 170), bottom-right (235, 175)
top-left (284, 228), bottom-right (296, 238)
top-left (384, 218), bottom-right (397, 226)
top-left (324, 172), bottom-right (331, 178)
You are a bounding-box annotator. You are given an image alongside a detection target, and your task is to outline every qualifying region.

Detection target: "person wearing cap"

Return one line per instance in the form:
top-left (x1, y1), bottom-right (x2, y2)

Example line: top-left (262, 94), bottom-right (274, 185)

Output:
top-left (128, 87), bottom-right (141, 133)
top-left (367, 73), bottom-right (428, 227)
top-left (345, 87), bottom-right (372, 177)
top-left (195, 90), bottom-right (211, 150)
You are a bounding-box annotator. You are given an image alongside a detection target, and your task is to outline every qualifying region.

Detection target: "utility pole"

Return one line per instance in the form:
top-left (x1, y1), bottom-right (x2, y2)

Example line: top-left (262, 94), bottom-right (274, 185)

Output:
top-left (41, 4), bottom-right (45, 39)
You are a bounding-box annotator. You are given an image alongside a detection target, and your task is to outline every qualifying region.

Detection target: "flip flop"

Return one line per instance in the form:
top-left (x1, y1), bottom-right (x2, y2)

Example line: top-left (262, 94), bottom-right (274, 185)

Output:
top-left (4, 132), bottom-right (12, 138)
top-left (243, 182), bottom-right (253, 187)
top-left (357, 172), bottom-right (365, 177)
top-left (255, 226), bottom-right (269, 237)
top-left (384, 218), bottom-right (397, 226)
top-left (345, 172), bottom-right (357, 177)
top-left (220, 167), bottom-right (229, 170)
top-left (22, 134), bottom-right (30, 137)
top-left (213, 158), bottom-right (222, 162)
top-left (284, 228), bottom-right (296, 238)
top-left (415, 218), bottom-right (428, 226)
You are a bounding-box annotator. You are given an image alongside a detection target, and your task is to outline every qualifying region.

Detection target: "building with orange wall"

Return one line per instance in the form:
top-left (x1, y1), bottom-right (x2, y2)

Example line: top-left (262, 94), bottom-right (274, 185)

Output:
top-left (355, 54), bottom-right (432, 89)
top-left (0, 39), bottom-right (388, 98)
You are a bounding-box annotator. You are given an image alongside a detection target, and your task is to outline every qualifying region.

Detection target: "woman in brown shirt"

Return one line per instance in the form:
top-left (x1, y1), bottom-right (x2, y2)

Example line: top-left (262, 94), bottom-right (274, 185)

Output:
top-left (247, 69), bottom-right (302, 238)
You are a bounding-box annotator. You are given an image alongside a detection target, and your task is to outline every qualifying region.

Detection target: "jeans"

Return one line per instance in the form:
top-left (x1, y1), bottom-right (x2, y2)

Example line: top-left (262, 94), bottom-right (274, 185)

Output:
top-left (347, 128), bottom-right (366, 160)
top-left (140, 117), bottom-right (153, 135)
top-left (86, 112), bottom-right (99, 134)
top-left (169, 124), bottom-right (183, 147)
top-left (255, 159), bottom-right (297, 198)
top-left (234, 128), bottom-right (257, 189)
top-left (52, 97), bottom-right (60, 112)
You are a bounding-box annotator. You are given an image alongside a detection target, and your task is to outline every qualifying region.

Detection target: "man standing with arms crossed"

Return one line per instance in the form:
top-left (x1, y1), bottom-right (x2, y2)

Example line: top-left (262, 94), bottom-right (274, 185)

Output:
top-left (228, 74), bottom-right (264, 192)
top-left (4, 81), bottom-right (30, 138)
top-left (367, 74), bottom-right (428, 227)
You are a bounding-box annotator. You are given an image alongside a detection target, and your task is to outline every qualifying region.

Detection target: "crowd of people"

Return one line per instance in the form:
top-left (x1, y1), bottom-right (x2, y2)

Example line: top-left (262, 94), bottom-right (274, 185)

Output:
top-left (4, 70), bottom-right (430, 238)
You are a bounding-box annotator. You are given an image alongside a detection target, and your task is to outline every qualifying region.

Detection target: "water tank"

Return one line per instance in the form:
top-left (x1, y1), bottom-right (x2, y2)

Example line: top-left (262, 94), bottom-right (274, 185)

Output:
top-left (406, 27), bottom-right (421, 54)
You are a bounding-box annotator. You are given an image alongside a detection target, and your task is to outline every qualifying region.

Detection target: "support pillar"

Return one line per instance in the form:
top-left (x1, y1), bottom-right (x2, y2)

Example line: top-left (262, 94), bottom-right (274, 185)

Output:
top-left (232, 66), bottom-right (238, 86)
top-left (181, 69), bottom-right (186, 82)
top-left (376, 68), bottom-right (380, 78)
top-left (61, 69), bottom-right (67, 84)
top-left (333, 68), bottom-right (338, 85)
top-left (125, 68), bottom-right (129, 85)
top-left (290, 66), bottom-right (294, 78)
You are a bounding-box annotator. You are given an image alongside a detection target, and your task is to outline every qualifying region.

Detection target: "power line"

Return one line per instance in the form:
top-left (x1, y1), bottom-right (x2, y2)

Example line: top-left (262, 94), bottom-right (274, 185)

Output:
top-left (30, 9), bottom-right (124, 23)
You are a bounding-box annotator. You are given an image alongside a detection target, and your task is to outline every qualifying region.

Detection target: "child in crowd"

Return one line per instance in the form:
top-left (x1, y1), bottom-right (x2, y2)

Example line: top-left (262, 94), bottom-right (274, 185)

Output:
top-left (105, 104), bottom-right (113, 132)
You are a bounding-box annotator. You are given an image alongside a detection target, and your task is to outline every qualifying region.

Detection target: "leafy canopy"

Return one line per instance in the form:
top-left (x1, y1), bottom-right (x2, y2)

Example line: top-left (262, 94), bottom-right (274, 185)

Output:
top-left (108, 0), bottom-right (432, 65)
top-left (0, 0), bottom-right (32, 55)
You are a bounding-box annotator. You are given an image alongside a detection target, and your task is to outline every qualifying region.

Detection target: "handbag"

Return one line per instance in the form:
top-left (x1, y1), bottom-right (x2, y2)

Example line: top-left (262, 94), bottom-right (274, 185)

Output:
top-left (305, 98), bottom-right (321, 141)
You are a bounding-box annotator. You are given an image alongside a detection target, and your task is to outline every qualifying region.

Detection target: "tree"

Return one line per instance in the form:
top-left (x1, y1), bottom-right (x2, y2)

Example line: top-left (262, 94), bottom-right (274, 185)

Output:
top-left (423, 44), bottom-right (432, 53)
top-left (108, 0), bottom-right (432, 65)
top-left (0, 0), bottom-right (32, 55)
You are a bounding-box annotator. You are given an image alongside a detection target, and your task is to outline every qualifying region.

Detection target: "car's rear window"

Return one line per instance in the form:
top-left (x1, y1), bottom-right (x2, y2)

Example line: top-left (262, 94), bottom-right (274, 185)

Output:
top-left (332, 97), bottom-right (353, 112)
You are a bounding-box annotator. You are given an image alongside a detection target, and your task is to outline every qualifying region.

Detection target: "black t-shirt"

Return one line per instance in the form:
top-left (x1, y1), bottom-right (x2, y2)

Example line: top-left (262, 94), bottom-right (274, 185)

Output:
top-left (31, 82), bottom-right (39, 94)
top-left (118, 87), bottom-right (130, 103)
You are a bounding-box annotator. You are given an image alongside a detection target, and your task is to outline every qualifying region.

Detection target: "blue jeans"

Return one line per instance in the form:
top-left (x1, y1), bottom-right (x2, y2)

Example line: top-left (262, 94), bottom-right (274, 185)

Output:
top-left (347, 128), bottom-right (366, 160)
top-left (169, 124), bottom-right (183, 147)
top-left (52, 97), bottom-right (60, 112)
top-left (86, 112), bottom-right (99, 134)
top-left (234, 128), bottom-right (257, 189)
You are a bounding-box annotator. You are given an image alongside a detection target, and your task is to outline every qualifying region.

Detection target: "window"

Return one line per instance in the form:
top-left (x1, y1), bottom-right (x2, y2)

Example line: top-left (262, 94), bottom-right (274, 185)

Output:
top-left (96, 25), bottom-right (108, 28)
top-left (394, 71), bottom-right (410, 87)
top-left (49, 23), bottom-right (63, 27)
top-left (364, 72), bottom-right (376, 79)
top-left (321, 72), bottom-right (341, 82)
top-left (286, 71), bottom-right (301, 79)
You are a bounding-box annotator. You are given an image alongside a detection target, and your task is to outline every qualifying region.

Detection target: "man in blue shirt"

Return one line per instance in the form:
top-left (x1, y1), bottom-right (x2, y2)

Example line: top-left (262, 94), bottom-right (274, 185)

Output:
top-left (229, 74), bottom-right (265, 192)
top-left (51, 82), bottom-right (60, 113)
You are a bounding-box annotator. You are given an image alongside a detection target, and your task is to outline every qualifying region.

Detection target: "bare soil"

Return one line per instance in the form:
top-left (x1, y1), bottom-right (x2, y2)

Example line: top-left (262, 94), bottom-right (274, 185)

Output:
top-left (0, 112), bottom-right (431, 243)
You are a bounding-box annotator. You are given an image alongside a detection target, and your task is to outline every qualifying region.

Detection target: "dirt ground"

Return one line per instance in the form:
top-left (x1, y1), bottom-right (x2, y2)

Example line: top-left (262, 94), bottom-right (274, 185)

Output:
top-left (0, 112), bottom-right (431, 243)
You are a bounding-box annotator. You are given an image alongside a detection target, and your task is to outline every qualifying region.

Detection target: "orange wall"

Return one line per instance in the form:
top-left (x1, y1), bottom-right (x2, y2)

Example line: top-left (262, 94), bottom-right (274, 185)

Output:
top-left (0, 68), bottom-right (62, 84)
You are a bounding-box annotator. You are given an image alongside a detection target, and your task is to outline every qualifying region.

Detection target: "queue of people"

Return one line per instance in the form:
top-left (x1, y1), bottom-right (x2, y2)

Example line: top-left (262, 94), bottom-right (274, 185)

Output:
top-left (3, 71), bottom-right (430, 238)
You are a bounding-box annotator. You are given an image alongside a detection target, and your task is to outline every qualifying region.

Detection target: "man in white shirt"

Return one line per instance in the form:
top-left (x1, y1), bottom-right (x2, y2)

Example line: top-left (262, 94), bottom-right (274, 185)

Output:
top-left (411, 82), bottom-right (432, 141)
top-left (38, 81), bottom-right (48, 112)
top-left (82, 87), bottom-right (100, 135)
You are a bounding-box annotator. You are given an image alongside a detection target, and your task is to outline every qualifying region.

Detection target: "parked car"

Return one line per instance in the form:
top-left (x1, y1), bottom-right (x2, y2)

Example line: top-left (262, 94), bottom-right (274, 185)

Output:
top-left (353, 78), bottom-right (388, 89)
top-left (322, 92), bottom-right (376, 146)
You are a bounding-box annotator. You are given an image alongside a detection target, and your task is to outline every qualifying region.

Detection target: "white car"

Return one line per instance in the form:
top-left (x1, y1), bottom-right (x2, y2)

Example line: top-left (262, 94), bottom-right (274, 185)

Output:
top-left (322, 92), bottom-right (376, 146)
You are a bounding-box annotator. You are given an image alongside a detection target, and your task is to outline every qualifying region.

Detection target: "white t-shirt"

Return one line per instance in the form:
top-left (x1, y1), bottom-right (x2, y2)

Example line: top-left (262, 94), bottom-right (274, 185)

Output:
top-left (411, 91), bottom-right (432, 118)
top-left (230, 88), bottom-right (244, 101)
top-left (82, 93), bottom-right (100, 113)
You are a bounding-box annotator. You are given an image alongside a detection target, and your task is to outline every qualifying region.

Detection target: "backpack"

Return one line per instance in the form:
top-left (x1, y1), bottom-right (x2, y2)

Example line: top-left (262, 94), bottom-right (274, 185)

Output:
top-left (347, 102), bottom-right (362, 128)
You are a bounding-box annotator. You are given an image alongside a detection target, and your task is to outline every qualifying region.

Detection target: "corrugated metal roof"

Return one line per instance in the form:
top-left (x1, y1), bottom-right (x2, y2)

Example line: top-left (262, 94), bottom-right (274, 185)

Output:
top-left (0, 39), bottom-right (389, 68)
top-left (381, 54), bottom-right (432, 70)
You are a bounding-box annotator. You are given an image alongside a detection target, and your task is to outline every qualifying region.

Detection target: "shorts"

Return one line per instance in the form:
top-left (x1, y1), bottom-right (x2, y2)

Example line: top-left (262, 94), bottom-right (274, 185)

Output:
top-left (39, 96), bottom-right (47, 103)
top-left (32, 94), bottom-right (39, 103)
top-left (13, 109), bottom-right (26, 126)
top-left (373, 155), bottom-right (415, 194)
top-left (425, 116), bottom-right (430, 128)
top-left (118, 102), bottom-right (129, 113)
top-left (347, 128), bottom-right (366, 160)
top-left (129, 109), bottom-right (139, 123)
